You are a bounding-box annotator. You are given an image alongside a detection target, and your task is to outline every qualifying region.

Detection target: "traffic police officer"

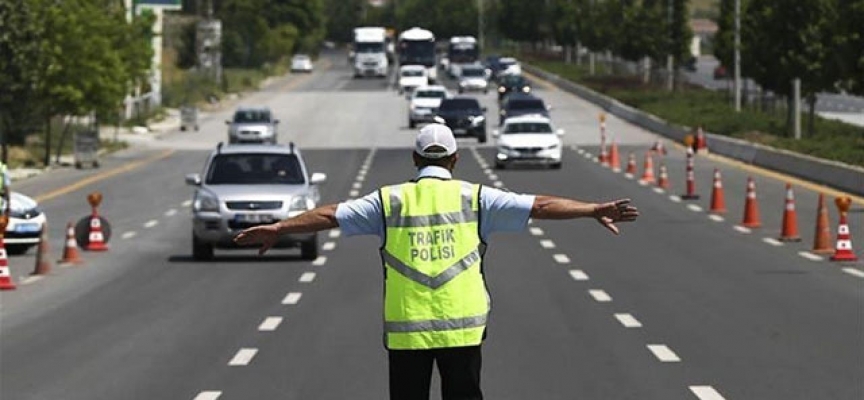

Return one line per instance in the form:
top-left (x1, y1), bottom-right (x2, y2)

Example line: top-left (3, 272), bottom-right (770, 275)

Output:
top-left (234, 124), bottom-right (639, 400)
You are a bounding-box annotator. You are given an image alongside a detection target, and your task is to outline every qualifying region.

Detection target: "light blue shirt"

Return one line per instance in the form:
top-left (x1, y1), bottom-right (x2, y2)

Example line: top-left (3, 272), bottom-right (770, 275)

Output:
top-left (335, 166), bottom-right (535, 242)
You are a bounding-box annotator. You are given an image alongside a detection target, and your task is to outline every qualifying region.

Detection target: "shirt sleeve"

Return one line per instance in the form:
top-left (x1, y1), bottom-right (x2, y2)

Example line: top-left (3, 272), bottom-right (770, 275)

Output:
top-left (335, 191), bottom-right (385, 239)
top-left (479, 186), bottom-right (535, 241)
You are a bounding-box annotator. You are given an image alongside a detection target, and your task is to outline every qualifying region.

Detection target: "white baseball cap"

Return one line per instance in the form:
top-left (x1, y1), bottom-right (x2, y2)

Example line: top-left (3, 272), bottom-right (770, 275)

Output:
top-left (415, 123), bottom-right (457, 159)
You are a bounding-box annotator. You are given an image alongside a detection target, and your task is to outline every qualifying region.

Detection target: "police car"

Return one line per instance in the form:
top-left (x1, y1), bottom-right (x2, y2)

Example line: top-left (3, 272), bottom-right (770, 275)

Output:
top-left (2, 192), bottom-right (47, 255)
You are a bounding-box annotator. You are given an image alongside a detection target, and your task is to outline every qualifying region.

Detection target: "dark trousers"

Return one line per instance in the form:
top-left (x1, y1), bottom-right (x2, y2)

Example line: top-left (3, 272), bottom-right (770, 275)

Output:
top-left (388, 345), bottom-right (483, 400)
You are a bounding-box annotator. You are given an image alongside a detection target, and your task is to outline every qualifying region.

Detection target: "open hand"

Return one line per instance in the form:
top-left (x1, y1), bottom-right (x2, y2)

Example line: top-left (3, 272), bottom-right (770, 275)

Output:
top-left (233, 223), bottom-right (280, 255)
top-left (593, 199), bottom-right (639, 235)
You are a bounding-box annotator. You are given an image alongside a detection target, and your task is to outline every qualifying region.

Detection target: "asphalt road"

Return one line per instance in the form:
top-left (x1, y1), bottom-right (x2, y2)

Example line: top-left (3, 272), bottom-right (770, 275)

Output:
top-left (1, 50), bottom-right (862, 400)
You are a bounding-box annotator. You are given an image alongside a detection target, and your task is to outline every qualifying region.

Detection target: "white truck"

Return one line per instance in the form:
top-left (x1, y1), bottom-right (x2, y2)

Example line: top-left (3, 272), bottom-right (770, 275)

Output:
top-left (352, 27), bottom-right (389, 78)
top-left (398, 27), bottom-right (437, 83)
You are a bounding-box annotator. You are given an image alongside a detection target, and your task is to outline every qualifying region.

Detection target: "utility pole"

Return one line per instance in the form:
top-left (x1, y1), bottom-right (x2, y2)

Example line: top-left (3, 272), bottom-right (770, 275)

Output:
top-left (666, 0), bottom-right (674, 91)
top-left (734, 0), bottom-right (741, 111)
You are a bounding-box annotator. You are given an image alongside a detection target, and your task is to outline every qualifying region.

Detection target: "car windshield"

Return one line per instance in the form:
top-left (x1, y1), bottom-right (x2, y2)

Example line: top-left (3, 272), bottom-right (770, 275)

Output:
top-left (402, 69), bottom-right (424, 77)
top-left (355, 42), bottom-right (385, 53)
top-left (293, 55), bottom-right (309, 61)
top-left (206, 154), bottom-right (304, 185)
top-left (500, 75), bottom-right (526, 86)
top-left (508, 99), bottom-right (545, 111)
top-left (233, 110), bottom-right (271, 123)
top-left (505, 122), bottom-right (553, 134)
top-left (440, 99), bottom-right (480, 111)
top-left (500, 59), bottom-right (517, 67)
top-left (462, 68), bottom-right (485, 77)
top-left (415, 90), bottom-right (446, 99)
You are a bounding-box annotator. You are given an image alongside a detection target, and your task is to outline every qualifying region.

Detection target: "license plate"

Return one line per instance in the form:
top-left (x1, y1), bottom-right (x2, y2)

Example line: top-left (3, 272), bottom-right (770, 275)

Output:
top-left (14, 223), bottom-right (41, 233)
top-left (234, 214), bottom-right (273, 224)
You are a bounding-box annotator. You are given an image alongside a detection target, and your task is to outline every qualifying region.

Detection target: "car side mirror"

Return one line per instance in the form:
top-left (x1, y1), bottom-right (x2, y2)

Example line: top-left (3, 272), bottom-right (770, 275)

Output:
top-left (556, 129), bottom-right (565, 136)
top-left (185, 173), bottom-right (201, 186)
top-left (493, 130), bottom-right (500, 138)
top-left (309, 172), bottom-right (327, 185)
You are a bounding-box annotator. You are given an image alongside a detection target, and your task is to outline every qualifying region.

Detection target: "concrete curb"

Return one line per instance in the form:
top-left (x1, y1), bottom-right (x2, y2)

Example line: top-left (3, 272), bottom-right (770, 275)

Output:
top-left (523, 63), bottom-right (864, 196)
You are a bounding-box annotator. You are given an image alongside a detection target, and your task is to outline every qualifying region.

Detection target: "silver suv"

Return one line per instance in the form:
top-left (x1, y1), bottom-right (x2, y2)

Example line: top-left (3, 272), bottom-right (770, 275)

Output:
top-left (185, 143), bottom-right (327, 260)
top-left (226, 106), bottom-right (279, 144)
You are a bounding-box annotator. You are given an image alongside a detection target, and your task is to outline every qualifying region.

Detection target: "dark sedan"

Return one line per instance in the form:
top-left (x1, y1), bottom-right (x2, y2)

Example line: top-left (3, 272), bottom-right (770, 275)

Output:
top-left (498, 94), bottom-right (550, 125)
top-left (434, 97), bottom-right (487, 143)
top-left (497, 74), bottom-right (532, 101)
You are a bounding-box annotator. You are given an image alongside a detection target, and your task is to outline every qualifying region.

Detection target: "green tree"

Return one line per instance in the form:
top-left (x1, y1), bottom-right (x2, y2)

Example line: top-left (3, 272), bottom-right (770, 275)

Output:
top-left (497, 0), bottom-right (548, 46)
top-left (836, 0), bottom-right (864, 95)
top-left (394, 0), bottom-right (479, 39)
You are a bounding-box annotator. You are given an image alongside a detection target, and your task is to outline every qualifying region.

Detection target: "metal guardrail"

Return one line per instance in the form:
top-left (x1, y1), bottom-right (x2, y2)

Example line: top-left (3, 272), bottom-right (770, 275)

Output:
top-left (523, 63), bottom-right (864, 196)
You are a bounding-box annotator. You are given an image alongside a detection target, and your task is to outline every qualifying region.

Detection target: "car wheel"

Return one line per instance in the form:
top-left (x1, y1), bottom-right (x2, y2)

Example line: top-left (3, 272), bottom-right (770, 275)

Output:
top-left (551, 162), bottom-right (562, 170)
top-left (301, 235), bottom-right (318, 260)
top-left (478, 132), bottom-right (487, 143)
top-left (192, 234), bottom-right (214, 261)
top-left (409, 119), bottom-right (416, 129)
top-left (6, 245), bottom-right (31, 256)
top-left (495, 162), bottom-right (506, 170)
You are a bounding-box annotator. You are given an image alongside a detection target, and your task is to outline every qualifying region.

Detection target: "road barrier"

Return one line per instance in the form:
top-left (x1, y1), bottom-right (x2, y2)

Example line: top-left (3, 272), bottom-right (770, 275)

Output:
top-left (523, 64), bottom-right (864, 196)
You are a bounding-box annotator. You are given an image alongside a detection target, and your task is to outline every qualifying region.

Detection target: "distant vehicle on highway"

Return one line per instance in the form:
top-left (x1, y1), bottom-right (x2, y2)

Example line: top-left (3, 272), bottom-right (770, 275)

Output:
top-left (185, 143), bottom-right (327, 260)
top-left (290, 54), bottom-right (313, 73)
top-left (446, 36), bottom-right (480, 78)
top-left (498, 93), bottom-right (550, 125)
top-left (398, 65), bottom-right (429, 95)
top-left (226, 106), bottom-right (279, 145)
top-left (1, 192), bottom-right (46, 255)
top-left (494, 57), bottom-right (521, 81)
top-left (457, 64), bottom-right (489, 94)
top-left (352, 27), bottom-right (388, 78)
top-left (497, 74), bottom-right (532, 101)
top-left (433, 96), bottom-right (487, 143)
top-left (398, 27), bottom-right (437, 83)
top-left (408, 85), bottom-right (451, 128)
top-left (494, 114), bottom-right (564, 170)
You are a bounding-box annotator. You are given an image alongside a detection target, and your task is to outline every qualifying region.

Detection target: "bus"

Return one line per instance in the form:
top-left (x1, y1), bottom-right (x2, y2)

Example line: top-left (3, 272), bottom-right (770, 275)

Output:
top-left (446, 36), bottom-right (479, 77)
top-left (398, 27), bottom-right (437, 83)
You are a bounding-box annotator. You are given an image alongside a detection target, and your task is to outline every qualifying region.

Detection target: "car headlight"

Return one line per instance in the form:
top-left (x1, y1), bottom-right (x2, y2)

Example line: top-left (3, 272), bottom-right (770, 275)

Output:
top-left (522, 86), bottom-right (531, 93)
top-left (498, 87), bottom-right (506, 93)
top-left (410, 103), bottom-right (417, 110)
top-left (459, 81), bottom-right (467, 87)
top-left (289, 195), bottom-right (315, 212)
top-left (193, 190), bottom-right (219, 212)
top-left (470, 115), bottom-right (485, 125)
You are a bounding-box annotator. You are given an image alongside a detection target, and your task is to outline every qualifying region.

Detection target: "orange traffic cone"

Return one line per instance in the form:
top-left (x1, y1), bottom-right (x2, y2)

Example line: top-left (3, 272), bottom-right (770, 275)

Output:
top-left (639, 152), bottom-right (655, 184)
top-left (0, 236), bottom-right (15, 291)
top-left (812, 194), bottom-right (833, 254)
top-left (609, 140), bottom-right (621, 172)
top-left (778, 184), bottom-right (801, 242)
top-left (31, 222), bottom-right (51, 275)
top-left (58, 222), bottom-right (83, 265)
top-left (681, 147), bottom-right (700, 200)
top-left (741, 177), bottom-right (761, 228)
top-left (625, 153), bottom-right (637, 176)
top-left (830, 197), bottom-right (858, 262)
top-left (86, 214), bottom-right (108, 251)
top-left (695, 126), bottom-right (708, 153)
top-left (656, 163), bottom-right (670, 189)
top-left (650, 140), bottom-right (667, 156)
top-left (709, 169), bottom-right (726, 213)
top-left (598, 141), bottom-right (609, 166)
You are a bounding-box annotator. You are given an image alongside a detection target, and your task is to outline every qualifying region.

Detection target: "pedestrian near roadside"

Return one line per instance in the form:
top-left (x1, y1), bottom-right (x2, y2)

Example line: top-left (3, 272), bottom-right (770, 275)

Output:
top-left (234, 123), bottom-right (639, 400)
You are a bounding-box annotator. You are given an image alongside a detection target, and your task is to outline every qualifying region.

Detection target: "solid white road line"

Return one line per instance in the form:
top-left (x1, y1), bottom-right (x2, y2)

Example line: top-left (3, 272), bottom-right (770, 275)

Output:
top-left (647, 344), bottom-right (681, 362)
top-left (687, 204), bottom-right (703, 212)
top-left (690, 385), bottom-right (727, 400)
top-left (122, 231), bottom-right (137, 240)
top-left (322, 241), bottom-right (336, 251)
top-left (258, 317), bottom-right (283, 332)
top-left (733, 226), bottom-right (753, 234)
top-left (282, 292), bottom-right (302, 305)
top-left (569, 270), bottom-right (589, 281)
top-left (312, 256), bottom-right (327, 266)
top-left (165, 209), bottom-right (178, 217)
top-left (554, 254), bottom-right (571, 264)
top-left (529, 227), bottom-right (544, 236)
top-left (798, 251), bottom-right (823, 261)
top-left (708, 214), bottom-right (725, 222)
top-left (329, 229), bottom-right (341, 239)
top-left (540, 239), bottom-right (556, 249)
top-left (842, 268), bottom-right (864, 278)
top-left (589, 289), bottom-right (612, 302)
top-left (228, 348), bottom-right (258, 366)
top-left (193, 391), bottom-right (222, 400)
top-left (299, 272), bottom-right (316, 282)
top-left (614, 313), bottom-right (643, 328)
top-left (182, 200), bottom-right (192, 207)
top-left (762, 237), bottom-right (783, 247)
top-left (144, 220), bottom-right (159, 228)
top-left (669, 195), bottom-right (682, 203)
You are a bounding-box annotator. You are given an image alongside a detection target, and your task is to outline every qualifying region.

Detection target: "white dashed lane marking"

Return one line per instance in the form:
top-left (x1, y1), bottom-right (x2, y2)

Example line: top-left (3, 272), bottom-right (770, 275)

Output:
top-left (144, 220), bottom-right (158, 228)
top-left (329, 229), bottom-right (341, 239)
top-left (798, 251), bottom-right (823, 261)
top-left (554, 254), bottom-right (571, 264)
top-left (614, 313), bottom-right (643, 328)
top-left (540, 240), bottom-right (556, 249)
top-left (569, 270), bottom-right (589, 281)
top-left (653, 187), bottom-right (665, 194)
top-left (529, 227), bottom-right (544, 236)
top-left (299, 272), bottom-right (316, 282)
top-left (733, 226), bottom-right (752, 234)
top-left (165, 209), bottom-right (178, 217)
top-left (312, 256), bottom-right (327, 266)
top-left (182, 200), bottom-right (192, 207)
top-left (843, 268), bottom-right (864, 278)
top-left (350, 190), bottom-right (360, 197)
top-left (20, 276), bottom-right (43, 285)
top-left (193, 391), bottom-right (222, 400)
top-left (589, 289), bottom-right (612, 302)
top-left (258, 317), bottom-right (283, 332)
top-left (282, 292), bottom-right (302, 305)
top-left (687, 204), bottom-right (703, 212)
top-left (228, 348), bottom-right (258, 366)
top-left (690, 385), bottom-right (727, 400)
top-left (669, 195), bottom-right (682, 203)
top-left (647, 344), bottom-right (681, 362)
top-left (122, 231), bottom-right (137, 240)
top-left (762, 237), bottom-right (783, 247)
top-left (488, 174), bottom-right (498, 180)
top-left (356, 175), bottom-right (365, 182)
top-left (322, 242), bottom-right (336, 251)
top-left (708, 214), bottom-right (725, 222)
top-left (352, 182), bottom-right (362, 190)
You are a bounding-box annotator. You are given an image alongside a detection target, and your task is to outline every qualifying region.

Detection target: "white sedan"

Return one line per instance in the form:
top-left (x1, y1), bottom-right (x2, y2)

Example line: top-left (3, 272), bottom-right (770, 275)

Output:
top-left (494, 115), bottom-right (564, 169)
top-left (408, 85), bottom-right (451, 128)
top-left (398, 65), bottom-right (429, 95)
top-left (1, 192), bottom-right (47, 254)
top-left (291, 54), bottom-right (313, 73)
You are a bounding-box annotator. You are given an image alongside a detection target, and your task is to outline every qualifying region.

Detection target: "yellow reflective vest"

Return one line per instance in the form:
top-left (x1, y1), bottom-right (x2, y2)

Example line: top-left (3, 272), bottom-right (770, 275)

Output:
top-left (380, 179), bottom-right (489, 350)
